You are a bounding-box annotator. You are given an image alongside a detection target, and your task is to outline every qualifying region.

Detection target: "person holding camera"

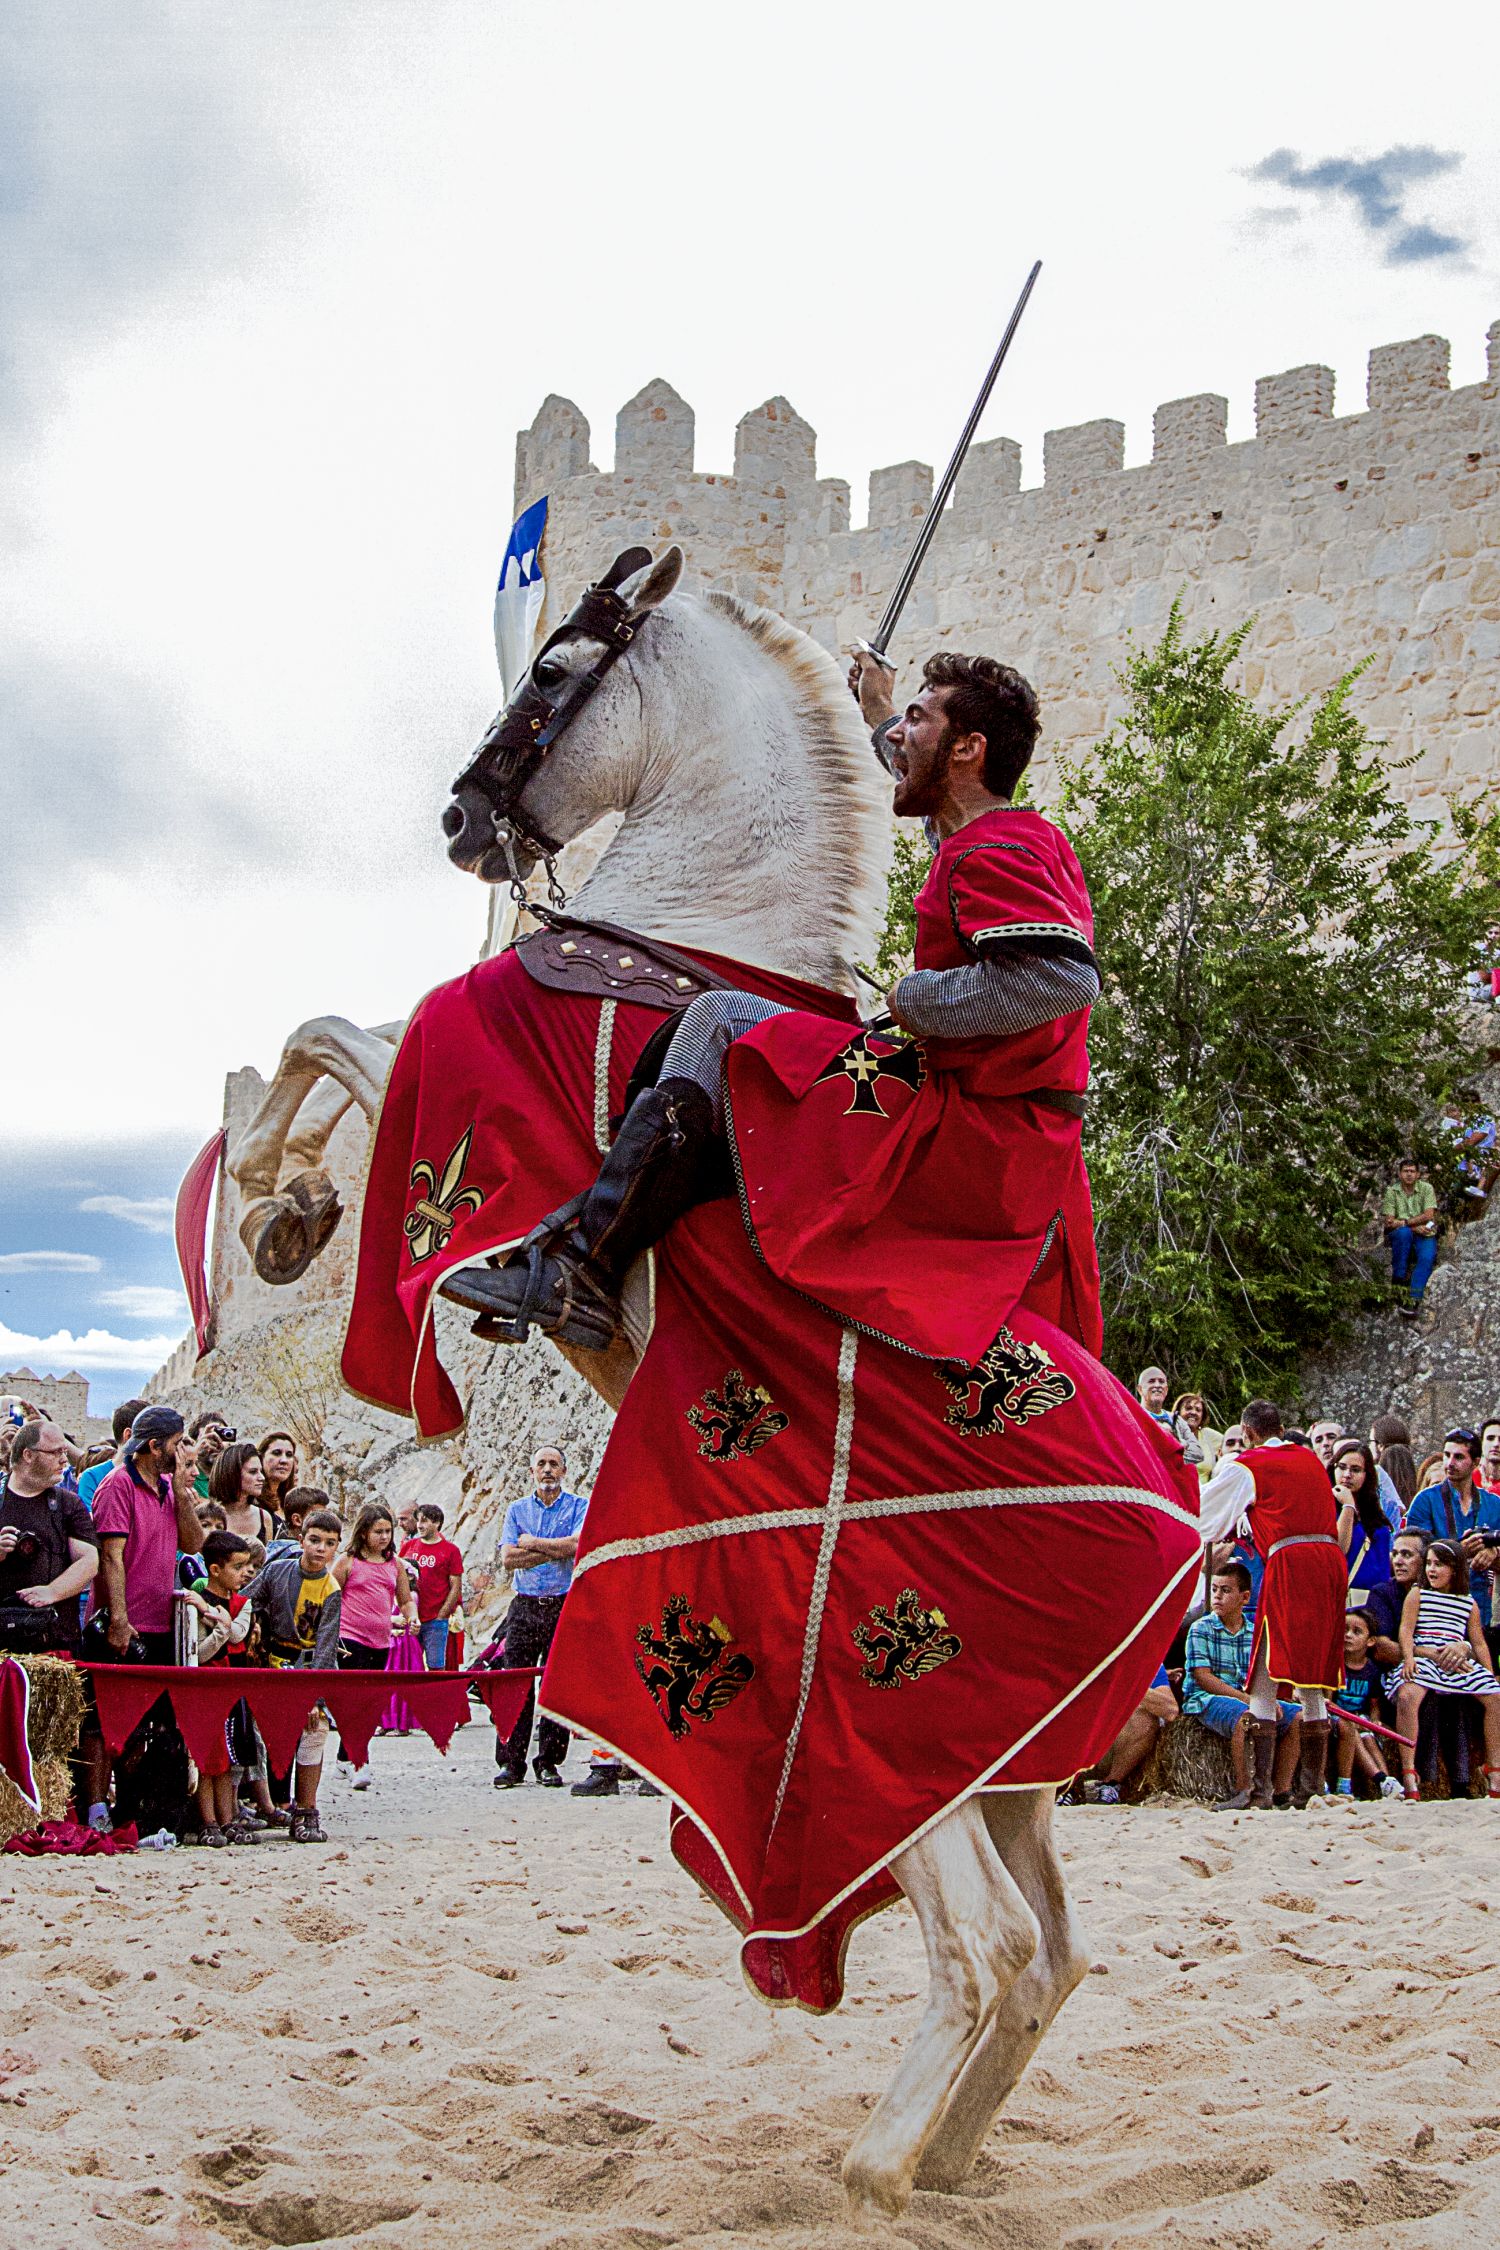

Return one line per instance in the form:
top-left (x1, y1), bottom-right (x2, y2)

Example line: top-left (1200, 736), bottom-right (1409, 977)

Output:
top-left (0, 1420), bottom-right (99, 1654)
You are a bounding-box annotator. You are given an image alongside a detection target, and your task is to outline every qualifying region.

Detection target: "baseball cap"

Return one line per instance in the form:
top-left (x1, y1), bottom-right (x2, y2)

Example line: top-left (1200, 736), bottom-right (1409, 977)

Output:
top-left (123, 1405), bottom-right (185, 1460)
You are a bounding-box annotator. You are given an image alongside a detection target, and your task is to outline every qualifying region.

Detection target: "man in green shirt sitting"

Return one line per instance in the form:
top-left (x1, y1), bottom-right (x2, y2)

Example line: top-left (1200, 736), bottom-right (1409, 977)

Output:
top-left (1381, 1158), bottom-right (1438, 1319)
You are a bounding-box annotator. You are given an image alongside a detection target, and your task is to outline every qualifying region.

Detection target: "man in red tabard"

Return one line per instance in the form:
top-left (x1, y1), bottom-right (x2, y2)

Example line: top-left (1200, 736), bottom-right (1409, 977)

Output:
top-left (443, 646), bottom-right (1103, 1370)
top-left (1199, 1397), bottom-right (1346, 1809)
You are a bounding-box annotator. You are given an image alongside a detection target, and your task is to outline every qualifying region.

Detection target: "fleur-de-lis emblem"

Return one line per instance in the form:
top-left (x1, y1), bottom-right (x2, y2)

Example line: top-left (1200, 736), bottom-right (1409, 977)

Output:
top-left (404, 1127), bottom-right (485, 1264)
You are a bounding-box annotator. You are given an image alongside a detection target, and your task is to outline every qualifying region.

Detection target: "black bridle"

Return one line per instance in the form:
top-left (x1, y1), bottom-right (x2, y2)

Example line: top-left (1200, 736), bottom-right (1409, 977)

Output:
top-left (445, 544), bottom-right (651, 904)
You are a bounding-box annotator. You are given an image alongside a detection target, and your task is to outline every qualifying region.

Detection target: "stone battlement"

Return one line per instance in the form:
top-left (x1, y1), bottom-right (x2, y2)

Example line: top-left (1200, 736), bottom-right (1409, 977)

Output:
top-left (519, 319), bottom-right (1500, 820)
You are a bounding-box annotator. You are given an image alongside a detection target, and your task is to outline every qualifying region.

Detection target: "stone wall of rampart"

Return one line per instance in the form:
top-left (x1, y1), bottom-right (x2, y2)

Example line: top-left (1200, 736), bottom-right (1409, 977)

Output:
top-left (520, 319), bottom-right (1500, 820)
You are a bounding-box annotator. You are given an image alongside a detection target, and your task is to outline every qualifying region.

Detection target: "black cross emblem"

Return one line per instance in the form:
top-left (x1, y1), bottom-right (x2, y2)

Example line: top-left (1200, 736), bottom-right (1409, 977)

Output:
top-left (813, 1032), bottom-right (927, 1117)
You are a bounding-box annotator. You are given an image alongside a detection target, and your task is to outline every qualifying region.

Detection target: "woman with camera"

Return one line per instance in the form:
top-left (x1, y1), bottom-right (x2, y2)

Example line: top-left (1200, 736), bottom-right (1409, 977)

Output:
top-left (0, 1419), bottom-right (98, 1655)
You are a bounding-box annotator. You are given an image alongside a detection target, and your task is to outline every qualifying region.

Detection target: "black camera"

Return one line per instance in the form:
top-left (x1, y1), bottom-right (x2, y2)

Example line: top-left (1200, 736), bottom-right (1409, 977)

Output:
top-left (218, 1428), bottom-right (237, 1443)
top-left (8, 1530), bottom-right (40, 1561)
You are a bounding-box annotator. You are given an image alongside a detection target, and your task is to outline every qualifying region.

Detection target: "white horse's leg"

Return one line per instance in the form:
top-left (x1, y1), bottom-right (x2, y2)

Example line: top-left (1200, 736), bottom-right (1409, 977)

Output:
top-left (227, 1018), bottom-right (399, 1283)
top-left (841, 1798), bottom-right (1040, 2224)
top-left (913, 1787), bottom-right (1089, 2192)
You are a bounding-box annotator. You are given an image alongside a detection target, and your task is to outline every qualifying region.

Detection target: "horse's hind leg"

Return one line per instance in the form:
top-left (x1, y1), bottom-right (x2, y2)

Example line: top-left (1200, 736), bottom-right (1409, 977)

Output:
top-left (841, 1798), bottom-right (1040, 2225)
top-left (913, 1787), bottom-right (1089, 2193)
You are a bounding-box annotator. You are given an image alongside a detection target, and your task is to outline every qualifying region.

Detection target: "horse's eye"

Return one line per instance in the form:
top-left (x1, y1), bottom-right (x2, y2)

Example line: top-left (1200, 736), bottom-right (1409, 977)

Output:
top-left (534, 655), bottom-right (565, 690)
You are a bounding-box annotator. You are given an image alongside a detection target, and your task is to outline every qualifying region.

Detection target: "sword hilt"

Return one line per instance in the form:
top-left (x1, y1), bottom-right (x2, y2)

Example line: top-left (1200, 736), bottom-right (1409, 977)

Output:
top-left (851, 638), bottom-right (897, 675)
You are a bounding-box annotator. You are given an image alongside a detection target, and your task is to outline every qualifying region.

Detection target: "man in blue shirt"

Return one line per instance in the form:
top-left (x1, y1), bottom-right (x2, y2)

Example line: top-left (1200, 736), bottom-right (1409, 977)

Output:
top-left (1406, 1428), bottom-right (1500, 1653)
top-left (492, 1445), bottom-right (589, 1790)
top-left (78, 1400), bottom-right (149, 1511)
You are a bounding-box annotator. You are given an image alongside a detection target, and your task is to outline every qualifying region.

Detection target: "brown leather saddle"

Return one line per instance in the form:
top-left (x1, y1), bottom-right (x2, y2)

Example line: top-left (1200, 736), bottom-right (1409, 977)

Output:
top-left (512, 914), bottom-right (734, 1015)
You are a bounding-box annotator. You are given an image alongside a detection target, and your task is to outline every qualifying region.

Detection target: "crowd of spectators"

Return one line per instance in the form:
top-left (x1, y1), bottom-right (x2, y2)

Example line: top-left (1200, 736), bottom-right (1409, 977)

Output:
top-left (0, 1400), bottom-right (666, 1839)
top-left (6, 1371), bottom-right (1500, 1836)
top-left (1068, 1400), bottom-right (1500, 1807)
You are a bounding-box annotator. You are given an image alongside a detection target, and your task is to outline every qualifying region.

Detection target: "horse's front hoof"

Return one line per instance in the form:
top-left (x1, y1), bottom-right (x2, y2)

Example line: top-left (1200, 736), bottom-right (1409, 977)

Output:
top-left (246, 1171), bottom-right (343, 1284)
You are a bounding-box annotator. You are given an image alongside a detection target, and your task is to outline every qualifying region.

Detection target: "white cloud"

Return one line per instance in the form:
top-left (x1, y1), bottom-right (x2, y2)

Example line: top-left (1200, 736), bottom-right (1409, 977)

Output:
top-left (0, 1320), bottom-right (182, 1375)
top-left (0, 1250), bottom-right (103, 1274)
top-left (97, 1284), bottom-right (188, 1322)
top-left (77, 1194), bottom-right (176, 1235)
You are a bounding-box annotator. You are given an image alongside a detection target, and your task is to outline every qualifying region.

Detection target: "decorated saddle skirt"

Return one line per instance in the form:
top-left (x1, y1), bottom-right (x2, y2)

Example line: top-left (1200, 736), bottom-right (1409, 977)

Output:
top-left (539, 1193), bottom-right (1201, 2013)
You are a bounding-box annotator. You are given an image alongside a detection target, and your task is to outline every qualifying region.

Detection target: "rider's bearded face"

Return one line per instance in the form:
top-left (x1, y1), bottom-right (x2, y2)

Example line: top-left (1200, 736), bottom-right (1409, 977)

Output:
top-left (884, 687), bottom-right (958, 820)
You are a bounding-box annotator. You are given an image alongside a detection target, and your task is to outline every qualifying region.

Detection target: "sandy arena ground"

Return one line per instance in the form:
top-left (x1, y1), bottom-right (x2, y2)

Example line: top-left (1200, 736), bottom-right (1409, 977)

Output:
top-left (1, 1721), bottom-right (1496, 2248)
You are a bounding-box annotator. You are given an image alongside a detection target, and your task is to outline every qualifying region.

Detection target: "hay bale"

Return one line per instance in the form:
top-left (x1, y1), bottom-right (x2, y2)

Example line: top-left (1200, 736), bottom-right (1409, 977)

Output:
top-left (1147, 1717), bottom-right (1236, 1802)
top-left (0, 1755), bottom-right (71, 1848)
top-left (17, 1657), bottom-right (85, 1759)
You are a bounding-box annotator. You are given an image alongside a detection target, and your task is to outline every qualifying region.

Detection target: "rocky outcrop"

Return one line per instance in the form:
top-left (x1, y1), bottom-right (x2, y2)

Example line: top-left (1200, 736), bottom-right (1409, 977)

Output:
top-left (1304, 1195), bottom-right (1499, 1448)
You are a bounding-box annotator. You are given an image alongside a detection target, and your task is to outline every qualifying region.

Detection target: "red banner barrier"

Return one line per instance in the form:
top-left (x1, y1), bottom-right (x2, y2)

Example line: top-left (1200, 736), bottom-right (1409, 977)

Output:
top-left (82, 1666), bottom-right (536, 1770)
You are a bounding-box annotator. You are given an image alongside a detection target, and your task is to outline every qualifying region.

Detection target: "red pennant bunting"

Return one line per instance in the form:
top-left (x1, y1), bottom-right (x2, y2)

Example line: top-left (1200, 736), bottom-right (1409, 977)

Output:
top-left (166, 1672), bottom-right (249, 1779)
top-left (317, 1675), bottom-right (394, 1769)
top-left (413, 1675), bottom-right (472, 1754)
top-left (81, 1667), bottom-right (539, 1776)
top-left (470, 1672), bottom-right (533, 1742)
top-left (90, 1668), bottom-right (170, 1759)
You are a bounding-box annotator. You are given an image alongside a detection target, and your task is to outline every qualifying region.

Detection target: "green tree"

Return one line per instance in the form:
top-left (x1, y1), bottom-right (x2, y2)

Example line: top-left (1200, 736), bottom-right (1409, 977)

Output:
top-left (1053, 610), bottom-right (1500, 1400)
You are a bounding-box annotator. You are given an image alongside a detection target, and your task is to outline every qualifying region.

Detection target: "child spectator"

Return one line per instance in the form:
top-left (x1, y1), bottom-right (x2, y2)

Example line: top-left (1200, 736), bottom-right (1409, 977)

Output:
top-left (1181, 1562), bottom-right (1301, 1810)
top-left (400, 1504), bottom-right (464, 1669)
top-left (1333, 1440), bottom-right (1393, 1597)
top-left (184, 1530), bottom-right (257, 1845)
top-left (1395, 1539), bottom-right (1500, 1800)
top-left (333, 1503), bottom-right (418, 1791)
top-left (1330, 1610), bottom-right (1402, 1798)
top-left (264, 1486), bottom-right (326, 1562)
top-left (178, 1499), bottom-right (228, 1590)
top-left (250, 1507), bottom-right (343, 1843)
top-left (1070, 1665), bottom-right (1178, 1803)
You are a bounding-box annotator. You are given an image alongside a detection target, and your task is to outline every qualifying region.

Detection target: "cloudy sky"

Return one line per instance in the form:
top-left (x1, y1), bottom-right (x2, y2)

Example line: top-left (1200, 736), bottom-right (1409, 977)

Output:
top-left (3, 0), bottom-right (1498, 1404)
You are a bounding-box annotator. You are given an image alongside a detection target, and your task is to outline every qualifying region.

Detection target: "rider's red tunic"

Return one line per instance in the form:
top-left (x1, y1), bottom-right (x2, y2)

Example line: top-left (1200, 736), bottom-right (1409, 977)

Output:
top-left (723, 806), bottom-right (1103, 1364)
top-left (1238, 1444), bottom-right (1346, 1693)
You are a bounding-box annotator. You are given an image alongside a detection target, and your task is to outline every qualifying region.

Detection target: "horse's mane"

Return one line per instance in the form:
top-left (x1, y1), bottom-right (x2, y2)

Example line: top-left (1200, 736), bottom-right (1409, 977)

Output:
top-left (699, 588), bottom-right (893, 966)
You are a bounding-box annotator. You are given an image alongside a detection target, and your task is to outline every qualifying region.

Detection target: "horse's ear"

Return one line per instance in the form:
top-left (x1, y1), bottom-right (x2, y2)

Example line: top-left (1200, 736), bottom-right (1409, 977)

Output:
top-left (617, 546), bottom-right (684, 616)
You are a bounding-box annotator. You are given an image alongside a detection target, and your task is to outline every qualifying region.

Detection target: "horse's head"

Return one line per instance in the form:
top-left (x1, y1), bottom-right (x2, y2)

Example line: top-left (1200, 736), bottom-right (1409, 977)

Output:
top-left (443, 543), bottom-right (685, 884)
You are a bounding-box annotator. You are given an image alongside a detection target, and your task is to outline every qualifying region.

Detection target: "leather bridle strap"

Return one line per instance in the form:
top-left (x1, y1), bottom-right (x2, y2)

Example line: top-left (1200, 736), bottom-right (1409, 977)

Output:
top-left (450, 545), bottom-right (652, 874)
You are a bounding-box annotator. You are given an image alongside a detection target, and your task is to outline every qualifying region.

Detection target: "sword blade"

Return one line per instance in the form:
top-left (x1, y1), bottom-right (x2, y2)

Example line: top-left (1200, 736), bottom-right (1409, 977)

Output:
top-left (868, 259), bottom-right (1042, 660)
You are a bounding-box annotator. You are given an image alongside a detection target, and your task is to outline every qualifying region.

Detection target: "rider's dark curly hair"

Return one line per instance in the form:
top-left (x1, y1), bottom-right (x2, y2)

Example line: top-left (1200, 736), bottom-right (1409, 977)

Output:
top-left (922, 652), bottom-right (1040, 799)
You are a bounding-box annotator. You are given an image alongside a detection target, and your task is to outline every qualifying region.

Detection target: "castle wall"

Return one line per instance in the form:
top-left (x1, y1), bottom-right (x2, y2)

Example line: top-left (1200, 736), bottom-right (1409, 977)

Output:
top-left (520, 326), bottom-right (1500, 824)
top-left (0, 1368), bottom-right (109, 1447)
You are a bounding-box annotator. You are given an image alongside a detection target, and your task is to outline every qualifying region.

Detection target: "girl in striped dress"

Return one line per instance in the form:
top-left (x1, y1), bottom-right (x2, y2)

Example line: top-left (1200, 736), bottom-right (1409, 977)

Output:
top-left (1396, 1539), bottom-right (1500, 1800)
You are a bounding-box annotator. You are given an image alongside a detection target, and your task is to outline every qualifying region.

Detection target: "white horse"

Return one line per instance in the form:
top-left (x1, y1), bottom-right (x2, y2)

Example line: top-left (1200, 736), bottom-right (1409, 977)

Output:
top-left (435, 546), bottom-right (1094, 2223)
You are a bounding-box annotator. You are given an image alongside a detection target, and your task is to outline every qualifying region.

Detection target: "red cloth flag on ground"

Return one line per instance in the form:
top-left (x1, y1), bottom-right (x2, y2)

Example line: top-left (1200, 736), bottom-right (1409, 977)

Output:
top-left (0, 1658), bottom-right (38, 1810)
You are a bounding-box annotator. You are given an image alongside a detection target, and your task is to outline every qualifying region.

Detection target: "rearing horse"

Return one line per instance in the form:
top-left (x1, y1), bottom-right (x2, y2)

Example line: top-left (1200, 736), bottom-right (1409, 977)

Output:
top-left (337, 546), bottom-right (1194, 2222)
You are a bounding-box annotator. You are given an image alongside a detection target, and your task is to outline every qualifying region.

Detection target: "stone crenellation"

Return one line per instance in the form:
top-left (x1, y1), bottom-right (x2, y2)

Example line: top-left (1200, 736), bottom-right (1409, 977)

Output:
top-left (519, 318), bottom-right (1500, 821)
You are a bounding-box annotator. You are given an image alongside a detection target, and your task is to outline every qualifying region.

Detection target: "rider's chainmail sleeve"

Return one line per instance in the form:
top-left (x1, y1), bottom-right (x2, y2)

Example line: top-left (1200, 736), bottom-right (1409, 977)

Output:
top-left (891, 946), bottom-right (1100, 1041)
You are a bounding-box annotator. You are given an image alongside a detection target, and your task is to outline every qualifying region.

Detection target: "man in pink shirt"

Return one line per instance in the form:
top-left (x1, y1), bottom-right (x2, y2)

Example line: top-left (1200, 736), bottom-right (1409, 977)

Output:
top-left (81, 1405), bottom-right (205, 1831)
top-left (88, 1406), bottom-right (204, 1656)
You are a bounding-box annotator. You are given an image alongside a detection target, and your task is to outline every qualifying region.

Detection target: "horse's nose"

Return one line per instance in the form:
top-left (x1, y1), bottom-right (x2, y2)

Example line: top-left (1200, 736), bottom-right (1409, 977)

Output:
top-left (443, 786), bottom-right (491, 868)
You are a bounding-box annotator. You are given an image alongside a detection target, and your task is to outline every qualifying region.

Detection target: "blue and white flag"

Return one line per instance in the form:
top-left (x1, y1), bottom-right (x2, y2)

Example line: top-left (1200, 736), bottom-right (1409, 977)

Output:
top-left (493, 496), bottom-right (548, 699)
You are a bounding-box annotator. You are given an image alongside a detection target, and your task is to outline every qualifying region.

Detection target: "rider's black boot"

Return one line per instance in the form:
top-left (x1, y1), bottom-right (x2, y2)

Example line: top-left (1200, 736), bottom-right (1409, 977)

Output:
top-left (439, 1078), bottom-right (718, 1351)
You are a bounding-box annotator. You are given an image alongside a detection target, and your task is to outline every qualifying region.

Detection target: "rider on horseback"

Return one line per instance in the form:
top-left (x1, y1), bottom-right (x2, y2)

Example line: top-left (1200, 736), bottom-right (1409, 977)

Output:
top-left (441, 647), bottom-right (1102, 1358)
